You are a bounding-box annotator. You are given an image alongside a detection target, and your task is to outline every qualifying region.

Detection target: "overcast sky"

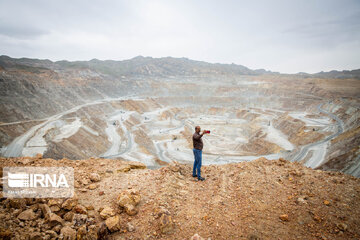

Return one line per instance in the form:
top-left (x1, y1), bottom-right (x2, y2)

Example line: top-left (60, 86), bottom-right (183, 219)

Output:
top-left (0, 0), bottom-right (359, 73)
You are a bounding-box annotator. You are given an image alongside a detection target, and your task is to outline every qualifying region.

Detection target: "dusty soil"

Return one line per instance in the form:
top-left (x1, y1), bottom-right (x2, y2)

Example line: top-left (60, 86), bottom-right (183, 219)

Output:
top-left (0, 156), bottom-right (360, 240)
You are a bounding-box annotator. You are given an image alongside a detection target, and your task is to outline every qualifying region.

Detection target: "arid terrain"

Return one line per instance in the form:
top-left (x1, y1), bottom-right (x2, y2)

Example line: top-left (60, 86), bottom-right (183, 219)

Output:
top-left (0, 55), bottom-right (359, 176)
top-left (1, 156), bottom-right (360, 240)
top-left (0, 55), bottom-right (359, 239)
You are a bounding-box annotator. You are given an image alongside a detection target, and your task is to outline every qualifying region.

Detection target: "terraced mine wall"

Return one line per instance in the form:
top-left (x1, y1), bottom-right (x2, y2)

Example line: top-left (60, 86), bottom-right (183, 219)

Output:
top-left (1, 56), bottom-right (359, 177)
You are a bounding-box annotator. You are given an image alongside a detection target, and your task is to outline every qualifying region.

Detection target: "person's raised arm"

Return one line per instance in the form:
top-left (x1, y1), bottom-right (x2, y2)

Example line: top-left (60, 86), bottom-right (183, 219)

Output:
top-left (193, 132), bottom-right (205, 140)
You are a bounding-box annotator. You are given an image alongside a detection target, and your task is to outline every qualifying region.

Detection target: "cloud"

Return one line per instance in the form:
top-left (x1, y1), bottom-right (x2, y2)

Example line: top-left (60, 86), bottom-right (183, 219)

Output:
top-left (0, 22), bottom-right (48, 39)
top-left (0, 0), bottom-right (359, 73)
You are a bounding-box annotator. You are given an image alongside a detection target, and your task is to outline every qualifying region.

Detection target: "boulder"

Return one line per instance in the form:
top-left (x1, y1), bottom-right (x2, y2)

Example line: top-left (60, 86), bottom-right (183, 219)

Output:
top-left (60, 226), bottom-right (76, 240)
top-left (48, 213), bottom-right (64, 227)
top-left (17, 209), bottom-right (37, 221)
top-left (80, 179), bottom-right (89, 186)
top-left (89, 173), bottom-right (101, 182)
top-left (124, 204), bottom-right (138, 216)
top-left (48, 199), bottom-right (62, 212)
top-left (48, 199), bottom-right (63, 207)
top-left (45, 230), bottom-right (57, 238)
top-left (73, 214), bottom-right (88, 227)
top-left (87, 225), bottom-right (99, 240)
top-left (76, 225), bottom-right (87, 239)
top-left (73, 204), bottom-right (87, 214)
top-left (62, 197), bottom-right (78, 210)
top-left (63, 211), bottom-right (74, 222)
top-left (116, 189), bottom-right (141, 207)
top-left (154, 207), bottom-right (170, 219)
top-left (105, 215), bottom-right (121, 232)
top-left (52, 225), bottom-right (62, 233)
top-left (40, 204), bottom-right (52, 220)
top-left (100, 206), bottom-right (116, 219)
top-left (159, 214), bottom-right (175, 234)
top-left (127, 222), bottom-right (135, 232)
top-left (116, 189), bottom-right (141, 216)
top-left (50, 205), bottom-right (61, 212)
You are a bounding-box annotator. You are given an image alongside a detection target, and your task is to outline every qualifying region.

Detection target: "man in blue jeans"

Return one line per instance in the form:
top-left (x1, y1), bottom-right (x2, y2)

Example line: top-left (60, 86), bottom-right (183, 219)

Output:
top-left (192, 126), bottom-right (208, 181)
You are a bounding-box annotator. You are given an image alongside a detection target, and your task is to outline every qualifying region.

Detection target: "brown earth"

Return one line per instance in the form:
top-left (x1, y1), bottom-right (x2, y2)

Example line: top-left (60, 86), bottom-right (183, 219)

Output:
top-left (1, 156), bottom-right (359, 240)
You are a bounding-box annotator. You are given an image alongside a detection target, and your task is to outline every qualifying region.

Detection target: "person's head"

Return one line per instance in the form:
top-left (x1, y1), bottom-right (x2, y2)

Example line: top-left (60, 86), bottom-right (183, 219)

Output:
top-left (195, 126), bottom-right (201, 133)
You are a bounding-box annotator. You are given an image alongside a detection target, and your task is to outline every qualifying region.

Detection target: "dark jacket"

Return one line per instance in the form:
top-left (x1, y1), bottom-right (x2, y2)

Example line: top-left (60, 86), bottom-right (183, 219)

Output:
top-left (192, 132), bottom-right (203, 150)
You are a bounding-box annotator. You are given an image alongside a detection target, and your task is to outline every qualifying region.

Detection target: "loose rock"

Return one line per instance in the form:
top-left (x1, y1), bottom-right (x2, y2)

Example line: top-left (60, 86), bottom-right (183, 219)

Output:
top-left (100, 206), bottom-right (116, 220)
top-left (62, 197), bottom-right (78, 210)
top-left (17, 209), bottom-right (37, 221)
top-left (88, 184), bottom-right (98, 190)
top-left (159, 214), bottom-right (175, 234)
top-left (89, 173), bottom-right (101, 182)
top-left (73, 204), bottom-right (87, 214)
top-left (48, 213), bottom-right (64, 227)
top-left (40, 204), bottom-right (52, 220)
top-left (60, 226), bottom-right (76, 240)
top-left (279, 214), bottom-right (289, 221)
top-left (116, 189), bottom-right (141, 215)
top-left (105, 215), bottom-right (121, 232)
top-left (190, 233), bottom-right (205, 240)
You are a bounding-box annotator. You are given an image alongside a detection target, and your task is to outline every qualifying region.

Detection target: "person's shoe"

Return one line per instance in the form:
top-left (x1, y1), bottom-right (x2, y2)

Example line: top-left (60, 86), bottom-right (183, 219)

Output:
top-left (198, 177), bottom-right (205, 181)
top-left (192, 174), bottom-right (197, 177)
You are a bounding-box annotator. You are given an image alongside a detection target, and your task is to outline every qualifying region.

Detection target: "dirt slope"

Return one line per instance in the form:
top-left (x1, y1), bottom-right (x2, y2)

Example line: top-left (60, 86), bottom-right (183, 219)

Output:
top-left (0, 156), bottom-right (359, 240)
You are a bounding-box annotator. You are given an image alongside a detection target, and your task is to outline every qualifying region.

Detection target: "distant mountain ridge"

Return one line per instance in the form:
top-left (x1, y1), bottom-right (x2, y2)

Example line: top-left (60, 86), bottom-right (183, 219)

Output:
top-left (0, 55), bottom-right (359, 78)
top-left (0, 55), bottom-right (276, 77)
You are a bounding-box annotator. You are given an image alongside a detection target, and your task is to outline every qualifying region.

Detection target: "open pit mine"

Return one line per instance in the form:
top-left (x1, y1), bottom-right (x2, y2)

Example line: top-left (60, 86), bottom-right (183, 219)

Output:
top-left (0, 55), bottom-right (359, 239)
top-left (1, 55), bottom-right (359, 175)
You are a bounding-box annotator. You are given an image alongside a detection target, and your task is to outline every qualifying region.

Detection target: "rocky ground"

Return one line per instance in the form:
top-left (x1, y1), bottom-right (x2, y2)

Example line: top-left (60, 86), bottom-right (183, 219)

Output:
top-left (0, 155), bottom-right (359, 240)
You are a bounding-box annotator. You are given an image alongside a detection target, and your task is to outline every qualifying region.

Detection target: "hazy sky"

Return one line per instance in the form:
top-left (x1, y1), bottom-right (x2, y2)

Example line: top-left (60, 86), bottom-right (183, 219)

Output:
top-left (0, 0), bottom-right (359, 73)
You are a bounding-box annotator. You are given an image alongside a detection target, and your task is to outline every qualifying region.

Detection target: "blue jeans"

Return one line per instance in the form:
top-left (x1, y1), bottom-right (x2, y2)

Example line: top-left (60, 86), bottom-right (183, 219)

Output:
top-left (193, 148), bottom-right (202, 178)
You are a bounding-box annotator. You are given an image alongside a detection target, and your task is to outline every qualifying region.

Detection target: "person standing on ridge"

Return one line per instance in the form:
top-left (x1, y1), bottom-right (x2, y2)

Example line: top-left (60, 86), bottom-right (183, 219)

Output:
top-left (192, 126), bottom-right (208, 181)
